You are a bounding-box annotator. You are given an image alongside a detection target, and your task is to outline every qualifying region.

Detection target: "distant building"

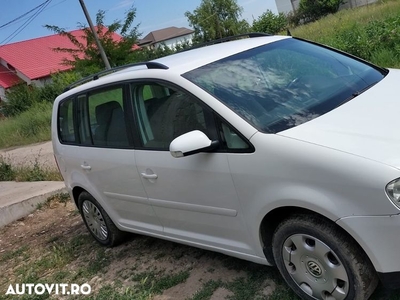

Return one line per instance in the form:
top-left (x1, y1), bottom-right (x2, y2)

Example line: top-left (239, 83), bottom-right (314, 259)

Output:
top-left (138, 27), bottom-right (194, 49)
top-left (275, 0), bottom-right (378, 14)
top-left (0, 28), bottom-right (123, 102)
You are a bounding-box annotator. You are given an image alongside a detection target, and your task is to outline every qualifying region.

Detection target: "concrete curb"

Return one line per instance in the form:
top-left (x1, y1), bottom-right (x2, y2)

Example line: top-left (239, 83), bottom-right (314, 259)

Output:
top-left (0, 182), bottom-right (67, 228)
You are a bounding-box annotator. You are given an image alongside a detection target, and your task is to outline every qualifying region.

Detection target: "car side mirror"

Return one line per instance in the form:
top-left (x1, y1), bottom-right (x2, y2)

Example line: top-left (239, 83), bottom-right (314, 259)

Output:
top-left (169, 130), bottom-right (219, 158)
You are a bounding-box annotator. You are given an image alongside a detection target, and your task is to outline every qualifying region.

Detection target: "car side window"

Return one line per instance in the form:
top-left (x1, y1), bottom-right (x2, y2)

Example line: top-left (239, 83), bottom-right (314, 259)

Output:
top-left (71, 86), bottom-right (129, 148)
top-left (221, 122), bottom-right (249, 150)
top-left (58, 98), bottom-right (75, 143)
top-left (132, 82), bottom-right (215, 150)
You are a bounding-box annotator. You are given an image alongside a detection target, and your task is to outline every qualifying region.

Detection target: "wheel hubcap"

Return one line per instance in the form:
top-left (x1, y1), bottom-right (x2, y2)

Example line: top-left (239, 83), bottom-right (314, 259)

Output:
top-left (307, 261), bottom-right (323, 277)
top-left (82, 200), bottom-right (108, 241)
top-left (282, 234), bottom-right (349, 300)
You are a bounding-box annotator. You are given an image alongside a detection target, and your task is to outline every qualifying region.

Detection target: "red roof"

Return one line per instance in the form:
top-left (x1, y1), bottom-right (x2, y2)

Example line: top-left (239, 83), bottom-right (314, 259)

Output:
top-left (0, 64), bottom-right (20, 88)
top-left (0, 28), bottom-right (124, 81)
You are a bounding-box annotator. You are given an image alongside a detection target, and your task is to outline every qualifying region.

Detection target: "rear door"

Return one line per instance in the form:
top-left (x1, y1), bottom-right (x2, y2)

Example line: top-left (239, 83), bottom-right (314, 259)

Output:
top-left (58, 84), bottom-right (162, 233)
top-left (131, 81), bottom-right (254, 254)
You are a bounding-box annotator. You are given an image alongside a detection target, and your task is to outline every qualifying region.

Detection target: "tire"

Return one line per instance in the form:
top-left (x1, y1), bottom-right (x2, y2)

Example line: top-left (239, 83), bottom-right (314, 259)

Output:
top-left (272, 214), bottom-right (378, 300)
top-left (78, 191), bottom-right (126, 247)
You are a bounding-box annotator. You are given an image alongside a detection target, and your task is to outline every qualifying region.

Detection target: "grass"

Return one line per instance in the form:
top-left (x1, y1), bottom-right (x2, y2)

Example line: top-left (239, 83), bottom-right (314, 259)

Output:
top-left (289, 0), bottom-right (400, 68)
top-left (0, 102), bottom-right (52, 149)
top-left (0, 155), bottom-right (62, 181)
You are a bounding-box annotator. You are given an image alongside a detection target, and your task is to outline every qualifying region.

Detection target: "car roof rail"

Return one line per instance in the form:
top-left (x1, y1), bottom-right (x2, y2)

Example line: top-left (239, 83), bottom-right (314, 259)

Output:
top-left (178, 32), bottom-right (272, 53)
top-left (63, 61), bottom-right (169, 92)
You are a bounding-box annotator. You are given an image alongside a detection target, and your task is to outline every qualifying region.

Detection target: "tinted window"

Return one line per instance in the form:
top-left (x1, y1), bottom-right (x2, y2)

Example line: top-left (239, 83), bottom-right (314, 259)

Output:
top-left (132, 82), bottom-right (215, 150)
top-left (87, 87), bottom-right (128, 147)
top-left (183, 38), bottom-right (385, 133)
top-left (58, 98), bottom-right (75, 143)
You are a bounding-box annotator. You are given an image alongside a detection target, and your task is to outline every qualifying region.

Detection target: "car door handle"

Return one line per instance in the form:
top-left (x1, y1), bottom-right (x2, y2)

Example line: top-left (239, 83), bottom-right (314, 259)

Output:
top-left (141, 173), bottom-right (158, 179)
top-left (80, 164), bottom-right (92, 171)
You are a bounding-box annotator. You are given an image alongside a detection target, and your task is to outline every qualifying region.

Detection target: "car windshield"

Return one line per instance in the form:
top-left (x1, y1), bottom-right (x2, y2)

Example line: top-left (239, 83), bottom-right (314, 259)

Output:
top-left (183, 38), bottom-right (386, 133)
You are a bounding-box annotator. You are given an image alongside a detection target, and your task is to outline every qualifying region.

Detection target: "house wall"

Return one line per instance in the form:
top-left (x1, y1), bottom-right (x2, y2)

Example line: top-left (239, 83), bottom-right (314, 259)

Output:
top-left (275, 0), bottom-right (378, 14)
top-left (276, 0), bottom-right (295, 14)
top-left (0, 86), bottom-right (5, 101)
top-left (155, 34), bottom-right (194, 49)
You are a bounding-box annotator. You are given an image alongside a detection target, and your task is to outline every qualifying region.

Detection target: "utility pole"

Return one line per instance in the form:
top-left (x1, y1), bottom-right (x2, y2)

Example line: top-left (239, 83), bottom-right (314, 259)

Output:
top-left (78, 0), bottom-right (111, 70)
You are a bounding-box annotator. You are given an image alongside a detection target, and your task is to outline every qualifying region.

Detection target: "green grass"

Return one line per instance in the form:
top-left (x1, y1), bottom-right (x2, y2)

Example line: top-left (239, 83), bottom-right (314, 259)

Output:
top-left (289, 0), bottom-right (400, 68)
top-left (0, 102), bottom-right (53, 149)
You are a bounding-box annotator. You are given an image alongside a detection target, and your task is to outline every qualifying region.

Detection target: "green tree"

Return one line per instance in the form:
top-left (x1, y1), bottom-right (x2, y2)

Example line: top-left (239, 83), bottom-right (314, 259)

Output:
top-left (185, 0), bottom-right (250, 43)
top-left (45, 6), bottom-right (141, 76)
top-left (252, 10), bottom-right (287, 34)
top-left (297, 0), bottom-right (344, 24)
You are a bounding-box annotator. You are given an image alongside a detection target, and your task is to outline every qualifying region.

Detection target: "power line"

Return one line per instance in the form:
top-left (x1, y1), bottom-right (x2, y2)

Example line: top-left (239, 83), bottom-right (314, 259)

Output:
top-left (0, 0), bottom-right (50, 30)
top-left (0, 0), bottom-right (52, 46)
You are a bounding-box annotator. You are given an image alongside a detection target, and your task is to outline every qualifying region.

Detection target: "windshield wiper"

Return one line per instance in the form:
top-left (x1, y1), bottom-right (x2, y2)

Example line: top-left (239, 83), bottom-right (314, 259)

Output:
top-left (351, 81), bottom-right (378, 98)
top-left (337, 81), bottom-right (379, 108)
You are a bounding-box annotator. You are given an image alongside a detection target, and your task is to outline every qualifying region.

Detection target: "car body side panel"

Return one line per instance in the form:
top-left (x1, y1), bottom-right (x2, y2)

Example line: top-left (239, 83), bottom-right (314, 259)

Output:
top-left (52, 143), bottom-right (163, 234)
top-left (135, 150), bottom-right (255, 254)
top-left (337, 214), bottom-right (400, 273)
top-left (227, 132), bottom-right (400, 259)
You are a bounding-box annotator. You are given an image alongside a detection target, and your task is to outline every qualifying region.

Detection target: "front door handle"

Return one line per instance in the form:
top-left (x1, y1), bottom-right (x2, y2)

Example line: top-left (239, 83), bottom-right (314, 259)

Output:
top-left (141, 173), bottom-right (158, 179)
top-left (80, 164), bottom-right (92, 171)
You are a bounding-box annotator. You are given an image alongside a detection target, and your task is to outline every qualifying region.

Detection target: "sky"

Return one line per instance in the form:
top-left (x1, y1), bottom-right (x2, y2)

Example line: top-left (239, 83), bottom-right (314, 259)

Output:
top-left (0, 0), bottom-right (278, 45)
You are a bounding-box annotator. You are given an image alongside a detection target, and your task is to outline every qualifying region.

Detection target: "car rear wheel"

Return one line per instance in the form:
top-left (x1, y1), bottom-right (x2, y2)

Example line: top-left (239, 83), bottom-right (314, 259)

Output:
top-left (78, 191), bottom-right (125, 247)
top-left (272, 214), bottom-right (378, 300)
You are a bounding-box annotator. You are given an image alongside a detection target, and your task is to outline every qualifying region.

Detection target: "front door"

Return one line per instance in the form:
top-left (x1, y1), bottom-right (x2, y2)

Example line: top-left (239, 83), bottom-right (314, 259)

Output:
top-left (131, 81), bottom-right (253, 254)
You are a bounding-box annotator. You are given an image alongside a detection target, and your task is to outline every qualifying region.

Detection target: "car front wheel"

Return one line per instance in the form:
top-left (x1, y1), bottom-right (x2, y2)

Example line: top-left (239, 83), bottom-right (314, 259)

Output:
top-left (272, 214), bottom-right (378, 300)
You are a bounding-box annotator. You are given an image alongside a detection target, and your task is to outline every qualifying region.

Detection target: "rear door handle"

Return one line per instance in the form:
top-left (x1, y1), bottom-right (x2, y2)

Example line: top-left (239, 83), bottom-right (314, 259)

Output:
top-left (141, 173), bottom-right (158, 179)
top-left (80, 164), bottom-right (92, 170)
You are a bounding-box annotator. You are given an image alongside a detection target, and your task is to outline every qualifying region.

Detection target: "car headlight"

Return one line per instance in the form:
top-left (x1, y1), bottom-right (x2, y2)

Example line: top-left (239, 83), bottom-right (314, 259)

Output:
top-left (386, 178), bottom-right (400, 208)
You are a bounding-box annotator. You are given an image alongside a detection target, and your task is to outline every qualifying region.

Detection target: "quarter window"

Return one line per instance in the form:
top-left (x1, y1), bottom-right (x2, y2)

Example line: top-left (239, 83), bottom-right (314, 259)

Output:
top-left (58, 98), bottom-right (75, 143)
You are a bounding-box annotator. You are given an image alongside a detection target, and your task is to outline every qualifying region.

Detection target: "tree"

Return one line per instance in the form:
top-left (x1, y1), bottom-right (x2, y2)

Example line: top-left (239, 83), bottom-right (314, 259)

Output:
top-left (252, 10), bottom-right (287, 34)
top-left (291, 0), bottom-right (344, 25)
top-left (45, 6), bottom-right (141, 76)
top-left (185, 0), bottom-right (250, 43)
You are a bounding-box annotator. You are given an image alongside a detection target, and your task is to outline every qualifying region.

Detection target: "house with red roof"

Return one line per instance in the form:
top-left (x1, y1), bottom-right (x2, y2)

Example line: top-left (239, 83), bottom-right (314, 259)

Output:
top-left (0, 28), bottom-right (124, 102)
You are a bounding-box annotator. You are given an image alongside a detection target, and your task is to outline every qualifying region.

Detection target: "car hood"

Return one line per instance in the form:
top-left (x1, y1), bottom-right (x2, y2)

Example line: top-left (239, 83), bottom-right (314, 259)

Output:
top-left (278, 68), bottom-right (400, 169)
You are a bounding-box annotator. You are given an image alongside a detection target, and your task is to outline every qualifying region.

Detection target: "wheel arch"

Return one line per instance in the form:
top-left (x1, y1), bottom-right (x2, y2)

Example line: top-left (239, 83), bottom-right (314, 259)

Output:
top-left (71, 186), bottom-right (86, 208)
top-left (259, 206), bottom-right (371, 268)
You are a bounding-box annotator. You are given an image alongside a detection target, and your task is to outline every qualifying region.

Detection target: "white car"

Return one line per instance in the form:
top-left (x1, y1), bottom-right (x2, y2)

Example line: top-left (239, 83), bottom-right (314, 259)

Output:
top-left (52, 34), bottom-right (400, 300)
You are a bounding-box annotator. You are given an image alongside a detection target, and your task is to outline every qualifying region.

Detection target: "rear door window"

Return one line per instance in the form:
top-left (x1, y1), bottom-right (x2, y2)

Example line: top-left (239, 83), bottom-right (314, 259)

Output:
top-left (87, 86), bottom-right (129, 147)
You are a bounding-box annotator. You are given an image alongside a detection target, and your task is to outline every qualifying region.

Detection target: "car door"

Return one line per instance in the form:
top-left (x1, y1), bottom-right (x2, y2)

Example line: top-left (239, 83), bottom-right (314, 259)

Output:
top-left (66, 85), bottom-right (163, 233)
top-left (131, 81), bottom-right (254, 254)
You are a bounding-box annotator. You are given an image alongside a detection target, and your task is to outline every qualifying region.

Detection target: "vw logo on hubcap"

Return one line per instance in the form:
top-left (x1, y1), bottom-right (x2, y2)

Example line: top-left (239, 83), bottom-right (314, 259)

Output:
top-left (307, 261), bottom-right (323, 277)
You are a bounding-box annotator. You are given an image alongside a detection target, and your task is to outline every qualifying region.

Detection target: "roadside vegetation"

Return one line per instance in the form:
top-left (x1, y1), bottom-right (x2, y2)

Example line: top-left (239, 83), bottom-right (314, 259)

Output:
top-left (0, 0), bottom-right (399, 150)
top-left (290, 0), bottom-right (400, 68)
top-left (0, 155), bottom-right (61, 181)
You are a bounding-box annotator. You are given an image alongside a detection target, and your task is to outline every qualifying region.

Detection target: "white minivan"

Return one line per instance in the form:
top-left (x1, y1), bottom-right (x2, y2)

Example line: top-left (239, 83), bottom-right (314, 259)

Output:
top-left (52, 34), bottom-right (400, 300)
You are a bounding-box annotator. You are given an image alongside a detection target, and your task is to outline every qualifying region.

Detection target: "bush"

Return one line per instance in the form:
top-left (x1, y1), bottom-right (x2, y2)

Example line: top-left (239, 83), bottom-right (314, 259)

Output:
top-left (3, 84), bottom-right (39, 116)
top-left (0, 157), bottom-right (15, 181)
top-left (2, 71), bottom-right (80, 117)
top-left (252, 10), bottom-right (287, 34)
top-left (332, 15), bottom-right (400, 63)
top-left (289, 0), bottom-right (344, 25)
